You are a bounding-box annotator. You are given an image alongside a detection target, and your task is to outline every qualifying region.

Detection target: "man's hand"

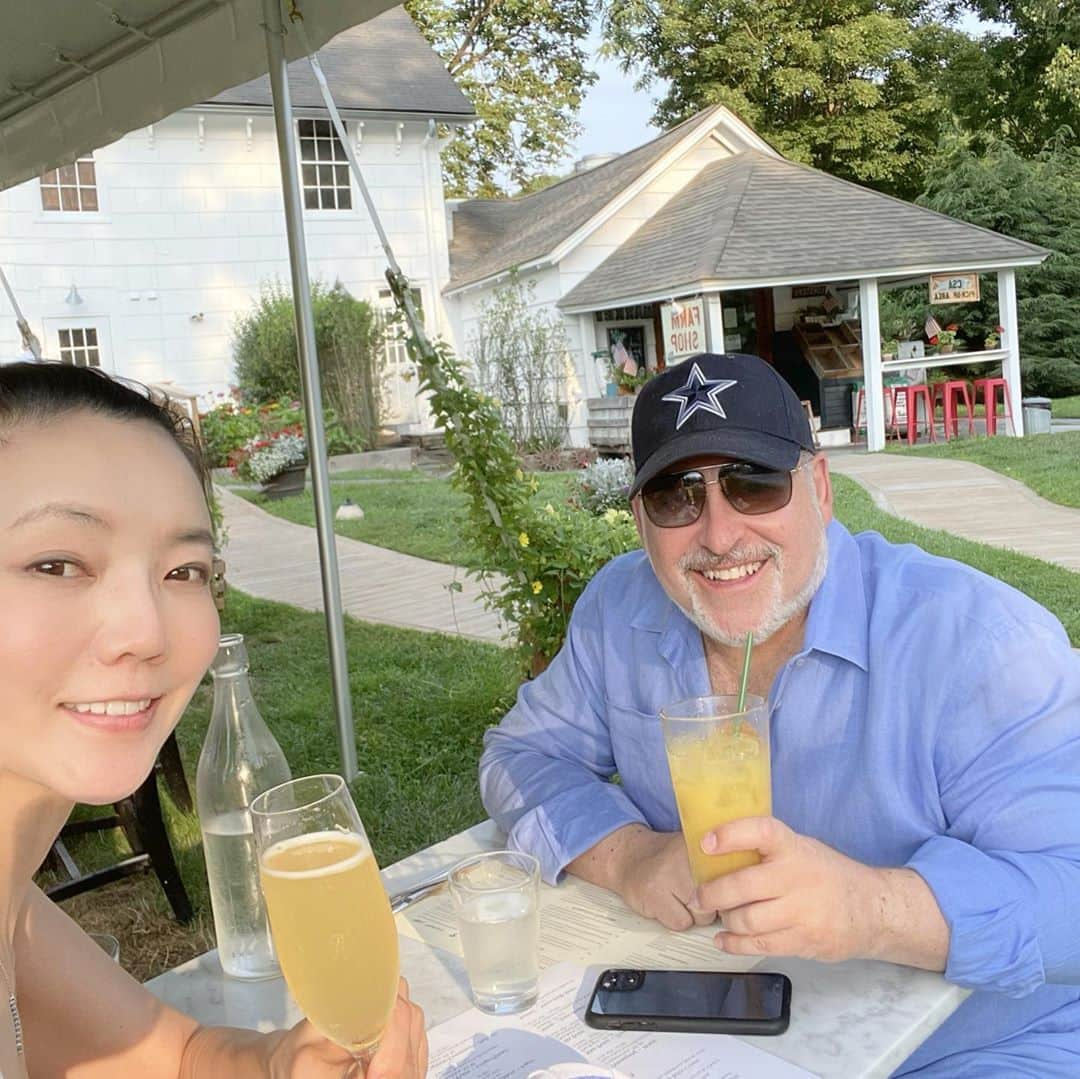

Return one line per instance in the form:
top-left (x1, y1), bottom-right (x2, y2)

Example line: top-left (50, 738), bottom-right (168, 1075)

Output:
top-left (694, 817), bottom-right (948, 969)
top-left (567, 824), bottom-right (716, 931)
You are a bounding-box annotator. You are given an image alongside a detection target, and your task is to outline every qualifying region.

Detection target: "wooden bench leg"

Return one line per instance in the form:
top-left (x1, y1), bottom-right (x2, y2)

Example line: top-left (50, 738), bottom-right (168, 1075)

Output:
top-left (156, 731), bottom-right (193, 813)
top-left (126, 774), bottom-right (194, 924)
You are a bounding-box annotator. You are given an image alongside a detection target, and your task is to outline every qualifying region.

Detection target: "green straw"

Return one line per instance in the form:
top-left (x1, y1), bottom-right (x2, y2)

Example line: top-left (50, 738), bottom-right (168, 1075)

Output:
top-left (736, 631), bottom-right (754, 714)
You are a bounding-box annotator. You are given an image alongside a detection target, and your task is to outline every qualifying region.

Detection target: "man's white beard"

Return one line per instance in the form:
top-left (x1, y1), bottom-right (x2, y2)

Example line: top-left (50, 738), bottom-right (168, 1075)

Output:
top-left (681, 494), bottom-right (829, 648)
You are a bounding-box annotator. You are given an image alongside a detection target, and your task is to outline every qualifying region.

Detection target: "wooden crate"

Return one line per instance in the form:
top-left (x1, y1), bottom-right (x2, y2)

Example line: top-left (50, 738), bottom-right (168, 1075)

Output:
top-left (586, 395), bottom-right (635, 452)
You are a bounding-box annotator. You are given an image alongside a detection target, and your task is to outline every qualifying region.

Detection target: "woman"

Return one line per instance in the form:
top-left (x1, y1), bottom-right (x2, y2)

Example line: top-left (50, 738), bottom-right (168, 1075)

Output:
top-left (0, 362), bottom-right (427, 1077)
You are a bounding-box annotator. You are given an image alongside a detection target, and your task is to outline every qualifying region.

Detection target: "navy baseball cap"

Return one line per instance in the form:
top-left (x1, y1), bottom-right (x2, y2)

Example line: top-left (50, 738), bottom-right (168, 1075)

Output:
top-left (629, 353), bottom-right (815, 497)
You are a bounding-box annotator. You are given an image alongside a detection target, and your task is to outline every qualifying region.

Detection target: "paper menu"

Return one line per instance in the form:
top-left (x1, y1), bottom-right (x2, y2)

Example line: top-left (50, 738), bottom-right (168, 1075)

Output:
top-left (396, 874), bottom-right (760, 975)
top-left (428, 963), bottom-right (817, 1078)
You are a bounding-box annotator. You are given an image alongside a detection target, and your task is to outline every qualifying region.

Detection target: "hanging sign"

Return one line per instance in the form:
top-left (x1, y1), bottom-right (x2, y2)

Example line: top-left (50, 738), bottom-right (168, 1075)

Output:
top-left (929, 272), bottom-right (980, 304)
top-left (661, 297), bottom-right (706, 360)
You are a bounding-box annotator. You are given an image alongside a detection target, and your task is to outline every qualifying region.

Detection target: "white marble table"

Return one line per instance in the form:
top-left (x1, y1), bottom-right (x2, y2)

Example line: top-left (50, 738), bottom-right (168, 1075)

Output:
top-left (148, 821), bottom-right (968, 1078)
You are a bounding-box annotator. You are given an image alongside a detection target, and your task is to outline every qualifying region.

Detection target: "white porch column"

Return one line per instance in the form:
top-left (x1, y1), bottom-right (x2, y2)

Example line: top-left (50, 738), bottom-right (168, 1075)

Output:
top-left (997, 269), bottom-right (1024, 435)
top-left (578, 313), bottom-right (602, 396)
top-left (858, 277), bottom-right (886, 452)
top-left (705, 293), bottom-right (725, 352)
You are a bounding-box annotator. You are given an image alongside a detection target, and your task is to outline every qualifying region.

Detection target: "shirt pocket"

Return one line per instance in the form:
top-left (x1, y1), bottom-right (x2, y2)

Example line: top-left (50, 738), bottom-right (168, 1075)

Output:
top-left (604, 699), bottom-right (679, 832)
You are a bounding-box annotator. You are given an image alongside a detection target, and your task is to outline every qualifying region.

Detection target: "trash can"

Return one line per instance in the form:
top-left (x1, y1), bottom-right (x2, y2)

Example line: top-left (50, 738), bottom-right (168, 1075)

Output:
top-left (1022, 396), bottom-right (1052, 434)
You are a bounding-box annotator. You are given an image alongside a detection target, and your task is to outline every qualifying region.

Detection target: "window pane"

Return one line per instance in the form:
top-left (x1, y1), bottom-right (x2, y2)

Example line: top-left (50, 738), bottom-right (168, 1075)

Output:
top-left (41, 186), bottom-right (60, 210)
top-left (318, 164), bottom-right (333, 186)
top-left (86, 329), bottom-right (98, 346)
top-left (60, 187), bottom-right (79, 210)
top-left (298, 119), bottom-right (314, 137)
top-left (81, 188), bottom-right (98, 211)
top-left (72, 328), bottom-right (85, 347)
top-left (59, 329), bottom-right (72, 347)
top-left (332, 137), bottom-right (346, 161)
top-left (86, 349), bottom-right (100, 367)
top-left (302, 164), bottom-right (316, 187)
top-left (58, 164), bottom-right (77, 185)
top-left (76, 160), bottom-right (95, 185)
top-left (41, 169), bottom-right (58, 185)
top-left (304, 188), bottom-right (319, 210)
top-left (320, 188), bottom-right (335, 210)
top-left (335, 165), bottom-right (349, 187)
top-left (313, 138), bottom-right (329, 161)
top-left (313, 120), bottom-right (330, 137)
top-left (300, 137), bottom-right (316, 161)
top-left (337, 188), bottom-right (352, 210)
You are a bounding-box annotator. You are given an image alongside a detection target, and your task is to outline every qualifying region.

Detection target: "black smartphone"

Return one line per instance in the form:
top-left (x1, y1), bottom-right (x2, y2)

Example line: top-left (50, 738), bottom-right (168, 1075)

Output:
top-left (585, 968), bottom-right (792, 1036)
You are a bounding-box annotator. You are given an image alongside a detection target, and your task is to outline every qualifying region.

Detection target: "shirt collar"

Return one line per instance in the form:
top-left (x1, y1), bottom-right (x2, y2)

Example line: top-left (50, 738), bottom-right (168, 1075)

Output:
top-left (626, 520), bottom-right (869, 672)
top-left (803, 519), bottom-right (870, 671)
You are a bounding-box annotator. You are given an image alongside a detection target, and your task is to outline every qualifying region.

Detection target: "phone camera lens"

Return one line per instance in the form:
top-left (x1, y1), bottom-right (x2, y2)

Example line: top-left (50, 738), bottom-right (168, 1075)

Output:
top-left (601, 975), bottom-right (616, 990)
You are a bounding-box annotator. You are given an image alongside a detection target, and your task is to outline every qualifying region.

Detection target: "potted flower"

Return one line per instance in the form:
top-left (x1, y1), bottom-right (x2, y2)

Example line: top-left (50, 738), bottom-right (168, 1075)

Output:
top-left (881, 338), bottom-right (900, 361)
top-left (984, 325), bottom-right (1003, 350)
top-left (935, 324), bottom-right (960, 354)
top-left (230, 424), bottom-right (308, 498)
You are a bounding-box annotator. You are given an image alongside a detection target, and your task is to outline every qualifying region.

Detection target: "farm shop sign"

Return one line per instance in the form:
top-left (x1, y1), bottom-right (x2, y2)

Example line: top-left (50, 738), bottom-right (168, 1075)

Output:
top-left (661, 298), bottom-right (706, 359)
top-left (930, 272), bottom-right (981, 304)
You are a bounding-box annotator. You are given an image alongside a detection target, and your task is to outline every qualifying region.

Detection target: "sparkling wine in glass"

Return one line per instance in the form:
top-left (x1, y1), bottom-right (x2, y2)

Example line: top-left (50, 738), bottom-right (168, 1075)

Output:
top-left (251, 774), bottom-right (399, 1067)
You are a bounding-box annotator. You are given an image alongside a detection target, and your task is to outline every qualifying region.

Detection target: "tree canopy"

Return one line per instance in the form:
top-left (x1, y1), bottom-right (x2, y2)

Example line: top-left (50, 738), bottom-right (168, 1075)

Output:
top-left (404, 0), bottom-right (596, 197)
top-left (602, 0), bottom-right (962, 198)
top-left (945, 1), bottom-right (1080, 154)
top-left (918, 138), bottom-right (1080, 395)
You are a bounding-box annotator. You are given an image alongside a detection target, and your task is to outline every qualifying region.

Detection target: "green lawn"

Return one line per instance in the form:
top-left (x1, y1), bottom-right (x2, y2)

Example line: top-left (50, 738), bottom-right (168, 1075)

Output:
top-left (891, 430), bottom-right (1080, 509)
top-left (1053, 395), bottom-right (1080, 419)
top-left (238, 469), bottom-right (576, 566)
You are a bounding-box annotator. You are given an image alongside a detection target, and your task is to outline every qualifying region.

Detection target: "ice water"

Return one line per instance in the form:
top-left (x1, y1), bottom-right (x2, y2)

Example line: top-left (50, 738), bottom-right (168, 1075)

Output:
top-left (456, 891), bottom-right (539, 1013)
top-left (202, 810), bottom-right (279, 979)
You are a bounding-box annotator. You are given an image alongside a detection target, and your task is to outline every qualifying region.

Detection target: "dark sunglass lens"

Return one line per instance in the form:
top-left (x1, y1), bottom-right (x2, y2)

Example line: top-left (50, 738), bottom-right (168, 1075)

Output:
top-left (722, 468), bottom-right (793, 515)
top-left (643, 471), bottom-right (706, 526)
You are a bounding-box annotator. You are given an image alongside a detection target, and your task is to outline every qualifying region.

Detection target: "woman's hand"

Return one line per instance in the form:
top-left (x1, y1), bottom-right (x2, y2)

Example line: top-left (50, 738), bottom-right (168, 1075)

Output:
top-left (268, 979), bottom-right (428, 1078)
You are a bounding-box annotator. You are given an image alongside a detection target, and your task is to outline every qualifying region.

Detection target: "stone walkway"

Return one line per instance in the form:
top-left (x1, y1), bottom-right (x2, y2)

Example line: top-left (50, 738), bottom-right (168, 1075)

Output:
top-left (218, 450), bottom-right (1080, 646)
top-left (216, 486), bottom-right (507, 644)
top-left (827, 450), bottom-right (1080, 572)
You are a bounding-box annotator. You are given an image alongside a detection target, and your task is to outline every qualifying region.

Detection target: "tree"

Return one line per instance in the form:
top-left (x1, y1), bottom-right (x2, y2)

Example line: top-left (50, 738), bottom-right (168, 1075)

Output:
top-left (404, 0), bottom-right (596, 197)
top-left (946, 1), bottom-right (1080, 154)
top-left (602, 0), bottom-right (961, 198)
top-left (918, 139), bottom-right (1080, 395)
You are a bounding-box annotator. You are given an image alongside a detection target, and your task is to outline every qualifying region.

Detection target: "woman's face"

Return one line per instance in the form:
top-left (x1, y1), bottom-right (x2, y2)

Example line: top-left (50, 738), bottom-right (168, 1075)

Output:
top-left (0, 410), bottom-right (220, 804)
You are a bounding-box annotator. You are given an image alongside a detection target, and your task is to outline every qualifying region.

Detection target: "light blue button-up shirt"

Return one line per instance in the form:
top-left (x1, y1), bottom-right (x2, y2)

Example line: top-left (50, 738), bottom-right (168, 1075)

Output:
top-left (480, 520), bottom-right (1080, 1075)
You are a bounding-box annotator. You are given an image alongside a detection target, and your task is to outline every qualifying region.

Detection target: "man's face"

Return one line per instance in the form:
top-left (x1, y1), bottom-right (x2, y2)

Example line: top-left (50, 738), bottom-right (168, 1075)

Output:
top-left (631, 454), bottom-right (833, 646)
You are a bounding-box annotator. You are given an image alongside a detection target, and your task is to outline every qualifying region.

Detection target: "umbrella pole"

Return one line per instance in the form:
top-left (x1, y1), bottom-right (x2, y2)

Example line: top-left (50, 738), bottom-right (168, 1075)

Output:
top-left (261, 0), bottom-right (358, 782)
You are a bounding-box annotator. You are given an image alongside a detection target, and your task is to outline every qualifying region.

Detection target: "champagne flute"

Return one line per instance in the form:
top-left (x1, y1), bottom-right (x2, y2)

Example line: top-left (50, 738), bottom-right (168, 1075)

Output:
top-left (251, 774), bottom-right (399, 1071)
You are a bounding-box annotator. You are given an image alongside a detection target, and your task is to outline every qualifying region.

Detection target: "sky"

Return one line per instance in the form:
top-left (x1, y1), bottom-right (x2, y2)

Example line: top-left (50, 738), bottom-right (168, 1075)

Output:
top-left (562, 12), bottom-right (1007, 168)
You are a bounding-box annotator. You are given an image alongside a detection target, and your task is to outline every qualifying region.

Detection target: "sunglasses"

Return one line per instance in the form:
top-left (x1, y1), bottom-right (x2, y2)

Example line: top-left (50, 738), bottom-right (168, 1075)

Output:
top-left (640, 461), bottom-right (809, 527)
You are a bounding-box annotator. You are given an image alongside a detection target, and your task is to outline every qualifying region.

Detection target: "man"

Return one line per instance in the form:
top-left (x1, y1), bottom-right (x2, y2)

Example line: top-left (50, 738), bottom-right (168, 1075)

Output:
top-left (479, 352), bottom-right (1080, 1075)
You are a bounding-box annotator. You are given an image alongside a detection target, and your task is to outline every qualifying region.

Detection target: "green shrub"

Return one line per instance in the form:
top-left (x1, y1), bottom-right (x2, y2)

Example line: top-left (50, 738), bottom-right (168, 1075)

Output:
top-left (199, 399), bottom-right (262, 468)
top-left (200, 396), bottom-right (358, 468)
top-left (233, 281), bottom-right (385, 450)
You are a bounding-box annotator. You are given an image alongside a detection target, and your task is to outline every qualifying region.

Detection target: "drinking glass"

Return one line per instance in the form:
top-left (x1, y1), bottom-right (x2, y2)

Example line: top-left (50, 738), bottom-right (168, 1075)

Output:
top-left (661, 694), bottom-right (771, 885)
top-left (251, 774), bottom-right (399, 1069)
top-left (448, 850), bottom-right (540, 1014)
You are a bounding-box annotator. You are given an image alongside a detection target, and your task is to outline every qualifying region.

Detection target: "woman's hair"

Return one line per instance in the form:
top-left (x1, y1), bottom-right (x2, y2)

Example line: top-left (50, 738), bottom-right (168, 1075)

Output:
top-left (0, 361), bottom-right (210, 501)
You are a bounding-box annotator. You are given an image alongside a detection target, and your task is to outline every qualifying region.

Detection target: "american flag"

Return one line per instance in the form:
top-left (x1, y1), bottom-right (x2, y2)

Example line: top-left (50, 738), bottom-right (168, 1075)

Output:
top-left (924, 314), bottom-right (942, 339)
top-left (612, 339), bottom-right (637, 375)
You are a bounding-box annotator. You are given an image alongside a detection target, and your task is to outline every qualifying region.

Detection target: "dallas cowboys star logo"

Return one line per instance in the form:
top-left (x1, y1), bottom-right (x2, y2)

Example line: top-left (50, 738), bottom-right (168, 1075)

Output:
top-left (661, 362), bottom-right (738, 429)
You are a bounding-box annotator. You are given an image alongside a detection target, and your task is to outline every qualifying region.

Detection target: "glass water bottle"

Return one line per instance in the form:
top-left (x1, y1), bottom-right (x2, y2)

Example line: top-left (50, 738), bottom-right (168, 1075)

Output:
top-left (196, 633), bottom-right (292, 979)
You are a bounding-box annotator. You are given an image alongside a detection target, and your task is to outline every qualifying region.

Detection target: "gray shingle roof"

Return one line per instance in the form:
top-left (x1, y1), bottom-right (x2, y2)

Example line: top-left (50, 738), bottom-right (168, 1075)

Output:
top-left (446, 106), bottom-right (727, 291)
top-left (206, 6), bottom-right (474, 121)
top-left (559, 151), bottom-right (1049, 308)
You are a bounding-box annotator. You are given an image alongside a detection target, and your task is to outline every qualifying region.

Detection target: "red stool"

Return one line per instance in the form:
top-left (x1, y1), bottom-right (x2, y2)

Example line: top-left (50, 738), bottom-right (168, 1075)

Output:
top-left (972, 378), bottom-right (1014, 435)
top-left (893, 384), bottom-right (936, 445)
top-left (932, 380), bottom-right (975, 440)
top-left (853, 386), bottom-right (897, 440)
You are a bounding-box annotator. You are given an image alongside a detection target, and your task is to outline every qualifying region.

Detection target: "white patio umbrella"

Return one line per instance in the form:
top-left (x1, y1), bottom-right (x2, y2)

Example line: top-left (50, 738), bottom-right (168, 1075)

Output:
top-left (0, 0), bottom-right (403, 780)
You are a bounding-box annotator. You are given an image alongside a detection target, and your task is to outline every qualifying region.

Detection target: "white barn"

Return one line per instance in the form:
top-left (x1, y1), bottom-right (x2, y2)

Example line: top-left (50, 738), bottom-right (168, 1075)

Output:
top-left (0, 6), bottom-right (473, 431)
